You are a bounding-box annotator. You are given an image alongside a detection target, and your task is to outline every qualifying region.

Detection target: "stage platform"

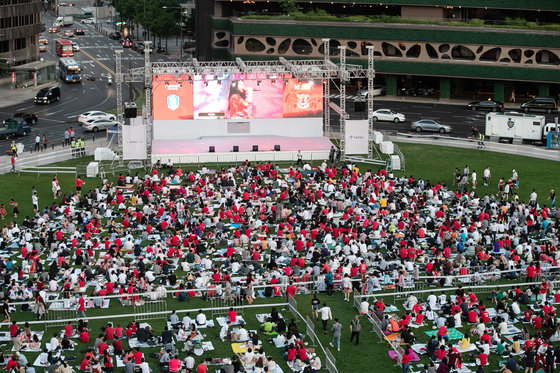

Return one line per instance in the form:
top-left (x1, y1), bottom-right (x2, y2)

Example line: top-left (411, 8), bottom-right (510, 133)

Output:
top-left (151, 136), bottom-right (332, 164)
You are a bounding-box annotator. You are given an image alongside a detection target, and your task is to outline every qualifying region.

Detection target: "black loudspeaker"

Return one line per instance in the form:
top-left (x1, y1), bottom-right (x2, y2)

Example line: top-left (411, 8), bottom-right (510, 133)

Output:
top-left (233, 146), bottom-right (239, 152)
top-left (209, 146), bottom-right (215, 153)
top-left (124, 102), bottom-right (137, 118)
top-left (252, 145), bottom-right (258, 152)
top-left (274, 145), bottom-right (280, 151)
top-left (354, 101), bottom-right (366, 112)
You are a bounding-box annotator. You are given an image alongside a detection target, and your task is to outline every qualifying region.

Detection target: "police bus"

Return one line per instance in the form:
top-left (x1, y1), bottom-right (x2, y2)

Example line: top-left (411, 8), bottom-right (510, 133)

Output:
top-left (58, 57), bottom-right (83, 83)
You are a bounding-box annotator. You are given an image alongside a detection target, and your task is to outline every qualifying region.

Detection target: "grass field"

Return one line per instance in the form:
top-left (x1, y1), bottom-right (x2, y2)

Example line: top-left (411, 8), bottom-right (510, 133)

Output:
top-left (0, 142), bottom-right (558, 372)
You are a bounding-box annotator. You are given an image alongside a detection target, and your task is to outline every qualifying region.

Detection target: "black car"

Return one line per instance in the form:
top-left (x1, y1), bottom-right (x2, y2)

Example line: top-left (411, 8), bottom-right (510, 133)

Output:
top-left (34, 86), bottom-right (60, 104)
top-left (401, 87), bottom-right (435, 97)
top-left (467, 99), bottom-right (504, 112)
top-left (109, 32), bottom-right (121, 40)
top-left (132, 42), bottom-right (145, 54)
top-left (74, 28), bottom-right (85, 35)
top-left (3, 112), bottom-right (38, 125)
top-left (521, 96), bottom-right (558, 113)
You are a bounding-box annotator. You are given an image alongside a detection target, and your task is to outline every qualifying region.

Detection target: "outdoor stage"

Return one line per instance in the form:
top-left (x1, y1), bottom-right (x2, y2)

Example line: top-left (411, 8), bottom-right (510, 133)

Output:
top-left (151, 136), bottom-right (333, 164)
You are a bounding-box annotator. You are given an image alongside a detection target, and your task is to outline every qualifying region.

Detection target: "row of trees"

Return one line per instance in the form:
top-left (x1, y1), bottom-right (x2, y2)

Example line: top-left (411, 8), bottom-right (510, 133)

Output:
top-left (111, 0), bottom-right (194, 51)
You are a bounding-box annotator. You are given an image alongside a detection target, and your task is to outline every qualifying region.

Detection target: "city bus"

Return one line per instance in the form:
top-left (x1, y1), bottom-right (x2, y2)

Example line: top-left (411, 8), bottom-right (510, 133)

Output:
top-left (55, 38), bottom-right (74, 57)
top-left (58, 57), bottom-right (82, 83)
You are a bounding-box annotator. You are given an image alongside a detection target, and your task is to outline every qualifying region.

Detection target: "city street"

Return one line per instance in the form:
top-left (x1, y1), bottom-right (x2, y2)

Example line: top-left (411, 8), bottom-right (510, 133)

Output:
top-left (2, 11), bottom-right (559, 152)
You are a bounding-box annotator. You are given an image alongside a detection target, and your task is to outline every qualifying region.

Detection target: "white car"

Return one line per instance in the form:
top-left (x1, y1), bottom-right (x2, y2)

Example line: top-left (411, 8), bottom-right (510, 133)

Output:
top-left (357, 85), bottom-right (386, 99)
top-left (72, 42), bottom-right (79, 51)
top-left (371, 109), bottom-right (405, 123)
top-left (82, 118), bottom-right (118, 132)
top-left (81, 18), bottom-right (97, 24)
top-left (78, 111), bottom-right (116, 123)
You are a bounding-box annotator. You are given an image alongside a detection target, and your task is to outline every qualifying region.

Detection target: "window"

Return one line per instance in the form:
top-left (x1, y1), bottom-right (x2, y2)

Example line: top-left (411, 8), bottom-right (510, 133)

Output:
top-left (14, 37), bottom-right (25, 50)
top-left (0, 40), bottom-right (9, 53)
top-left (533, 121), bottom-right (541, 126)
top-left (0, 17), bottom-right (11, 29)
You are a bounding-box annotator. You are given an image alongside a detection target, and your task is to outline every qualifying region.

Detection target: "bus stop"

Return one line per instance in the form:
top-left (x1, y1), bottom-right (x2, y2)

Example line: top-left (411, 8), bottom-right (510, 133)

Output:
top-left (11, 60), bottom-right (57, 89)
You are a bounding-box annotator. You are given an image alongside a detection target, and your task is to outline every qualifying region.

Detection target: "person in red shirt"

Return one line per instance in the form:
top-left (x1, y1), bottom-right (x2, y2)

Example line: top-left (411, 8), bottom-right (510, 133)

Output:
top-left (227, 308), bottom-right (237, 323)
top-left (75, 177), bottom-right (84, 195)
top-left (5, 356), bottom-right (17, 371)
top-left (98, 336), bottom-right (108, 356)
top-left (133, 348), bottom-right (143, 364)
top-left (286, 281), bottom-right (296, 300)
top-left (196, 360), bottom-right (208, 373)
top-left (169, 357), bottom-right (181, 372)
top-left (64, 321), bottom-right (74, 338)
top-left (77, 294), bottom-right (86, 318)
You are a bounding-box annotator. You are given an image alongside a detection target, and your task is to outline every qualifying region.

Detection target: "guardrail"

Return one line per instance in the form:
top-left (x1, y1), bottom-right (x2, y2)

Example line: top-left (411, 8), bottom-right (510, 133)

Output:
top-left (19, 166), bottom-right (77, 177)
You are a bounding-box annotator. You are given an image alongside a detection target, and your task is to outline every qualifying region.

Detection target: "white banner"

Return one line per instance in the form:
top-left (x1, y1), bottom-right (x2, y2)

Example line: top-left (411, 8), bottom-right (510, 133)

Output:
top-left (122, 118), bottom-right (147, 160)
top-left (345, 120), bottom-right (369, 155)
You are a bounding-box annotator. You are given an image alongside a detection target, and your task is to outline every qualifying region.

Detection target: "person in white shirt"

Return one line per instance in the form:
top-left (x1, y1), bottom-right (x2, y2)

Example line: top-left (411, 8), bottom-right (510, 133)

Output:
top-left (318, 303), bottom-right (332, 334)
top-left (49, 334), bottom-right (60, 351)
top-left (184, 354), bottom-right (195, 370)
top-left (182, 313), bottom-right (193, 329)
top-left (196, 310), bottom-right (207, 326)
top-left (427, 292), bottom-right (437, 309)
top-left (220, 321), bottom-right (230, 341)
top-left (138, 359), bottom-right (150, 373)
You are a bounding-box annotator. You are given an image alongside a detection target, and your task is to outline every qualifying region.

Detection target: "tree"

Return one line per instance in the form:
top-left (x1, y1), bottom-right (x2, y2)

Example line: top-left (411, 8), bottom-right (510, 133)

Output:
top-left (279, 0), bottom-right (300, 15)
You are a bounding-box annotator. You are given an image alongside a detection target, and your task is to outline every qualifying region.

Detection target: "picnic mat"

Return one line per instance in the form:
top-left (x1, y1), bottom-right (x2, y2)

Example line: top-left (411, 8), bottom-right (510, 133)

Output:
top-left (231, 343), bottom-right (249, 354)
top-left (385, 333), bottom-right (400, 342)
top-left (217, 316), bottom-right (245, 327)
top-left (128, 338), bottom-right (162, 348)
top-left (504, 325), bottom-right (522, 335)
top-left (411, 344), bottom-right (426, 355)
top-left (256, 313), bottom-right (284, 323)
top-left (388, 350), bottom-right (420, 362)
top-left (424, 328), bottom-right (464, 340)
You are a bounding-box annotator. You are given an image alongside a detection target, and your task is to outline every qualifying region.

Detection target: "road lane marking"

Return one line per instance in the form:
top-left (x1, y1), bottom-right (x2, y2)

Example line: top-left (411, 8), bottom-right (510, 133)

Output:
top-left (80, 48), bottom-right (115, 75)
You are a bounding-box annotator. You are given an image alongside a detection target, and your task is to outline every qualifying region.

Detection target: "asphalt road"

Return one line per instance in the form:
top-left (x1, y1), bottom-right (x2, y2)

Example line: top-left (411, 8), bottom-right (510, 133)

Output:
top-left (2, 12), bottom-right (559, 151)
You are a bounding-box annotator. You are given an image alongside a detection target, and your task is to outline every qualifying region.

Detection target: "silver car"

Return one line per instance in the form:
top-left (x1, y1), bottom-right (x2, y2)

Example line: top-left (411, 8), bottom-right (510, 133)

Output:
top-left (410, 119), bottom-right (451, 134)
top-left (82, 118), bottom-right (118, 132)
top-left (371, 109), bottom-right (405, 123)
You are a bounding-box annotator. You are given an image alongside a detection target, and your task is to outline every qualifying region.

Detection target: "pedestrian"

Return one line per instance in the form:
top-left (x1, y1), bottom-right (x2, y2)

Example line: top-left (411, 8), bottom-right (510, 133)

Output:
top-left (10, 141), bottom-right (17, 157)
top-left (329, 146), bottom-right (335, 163)
top-left (510, 90), bottom-right (516, 103)
top-left (77, 294), bottom-right (86, 318)
top-left (325, 271), bottom-right (334, 296)
top-left (296, 150), bottom-right (303, 166)
top-left (2, 298), bottom-right (10, 322)
top-left (311, 293), bottom-right (320, 320)
top-left (10, 199), bottom-right (18, 218)
top-left (350, 315), bottom-right (361, 346)
top-left (64, 129), bottom-right (70, 146)
top-left (402, 347), bottom-right (412, 373)
top-left (43, 134), bottom-right (48, 151)
top-left (34, 135), bottom-right (40, 152)
top-left (10, 155), bottom-right (15, 172)
top-left (548, 189), bottom-right (555, 208)
top-left (453, 168), bottom-right (461, 186)
top-left (0, 204), bottom-right (5, 220)
top-left (530, 189), bottom-right (538, 207)
top-left (329, 318), bottom-right (342, 351)
top-left (483, 166), bottom-right (491, 186)
top-left (471, 170), bottom-right (477, 189)
top-left (319, 303), bottom-right (332, 334)
top-left (52, 176), bottom-right (61, 199)
top-left (75, 176), bottom-right (84, 195)
top-left (32, 192), bottom-right (38, 213)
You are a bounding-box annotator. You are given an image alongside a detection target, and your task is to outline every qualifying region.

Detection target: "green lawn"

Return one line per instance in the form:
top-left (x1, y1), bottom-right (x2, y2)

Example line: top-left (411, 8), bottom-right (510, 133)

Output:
top-left (0, 142), bottom-right (559, 372)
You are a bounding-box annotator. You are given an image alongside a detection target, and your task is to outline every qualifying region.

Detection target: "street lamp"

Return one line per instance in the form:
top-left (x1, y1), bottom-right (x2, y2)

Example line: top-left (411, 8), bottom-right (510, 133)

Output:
top-left (162, 5), bottom-right (186, 61)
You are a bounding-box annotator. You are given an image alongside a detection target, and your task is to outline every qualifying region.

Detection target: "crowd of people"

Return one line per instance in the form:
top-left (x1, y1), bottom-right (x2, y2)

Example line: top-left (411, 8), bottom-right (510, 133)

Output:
top-left (0, 158), bottom-right (558, 373)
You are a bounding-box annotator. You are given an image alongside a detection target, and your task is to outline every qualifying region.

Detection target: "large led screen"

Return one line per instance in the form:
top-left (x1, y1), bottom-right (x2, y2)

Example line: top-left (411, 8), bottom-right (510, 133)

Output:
top-left (152, 75), bottom-right (193, 120)
top-left (153, 75), bottom-right (323, 120)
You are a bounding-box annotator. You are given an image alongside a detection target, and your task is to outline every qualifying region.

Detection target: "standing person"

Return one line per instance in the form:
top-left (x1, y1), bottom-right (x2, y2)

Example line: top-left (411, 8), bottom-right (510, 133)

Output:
top-left (75, 176), bottom-right (84, 195)
top-left (77, 294), bottom-right (86, 319)
top-left (530, 189), bottom-right (538, 207)
top-left (548, 189), bottom-right (555, 208)
top-left (10, 199), bottom-right (18, 218)
top-left (64, 129), bottom-right (70, 146)
top-left (349, 315), bottom-right (361, 346)
top-left (10, 155), bottom-right (15, 173)
top-left (10, 141), bottom-right (17, 157)
top-left (34, 135), bottom-right (40, 152)
top-left (471, 170), bottom-right (477, 189)
top-left (43, 134), bottom-right (48, 151)
top-left (52, 177), bottom-right (60, 199)
top-left (2, 298), bottom-right (10, 322)
top-left (510, 90), bottom-right (516, 103)
top-left (0, 204), bottom-right (5, 220)
top-left (453, 168), bottom-right (461, 186)
top-left (325, 271), bottom-right (334, 297)
top-left (402, 347), bottom-right (412, 373)
top-left (296, 150), bottom-right (303, 166)
top-left (311, 293), bottom-right (320, 320)
top-left (483, 166), bottom-right (491, 186)
top-left (31, 192), bottom-right (38, 214)
top-left (69, 127), bottom-right (75, 140)
top-left (329, 146), bottom-right (335, 163)
top-left (512, 169), bottom-right (519, 189)
top-left (318, 303), bottom-right (332, 334)
top-left (329, 318), bottom-right (342, 351)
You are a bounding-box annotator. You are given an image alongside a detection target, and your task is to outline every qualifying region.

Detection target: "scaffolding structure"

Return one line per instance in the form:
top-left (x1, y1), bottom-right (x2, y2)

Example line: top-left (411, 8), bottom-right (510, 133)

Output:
top-left (114, 41), bottom-right (373, 160)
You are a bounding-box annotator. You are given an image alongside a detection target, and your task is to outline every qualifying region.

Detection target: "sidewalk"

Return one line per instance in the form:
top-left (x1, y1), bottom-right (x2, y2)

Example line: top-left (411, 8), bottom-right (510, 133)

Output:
top-left (0, 77), bottom-right (61, 109)
top-left (367, 95), bottom-right (521, 110)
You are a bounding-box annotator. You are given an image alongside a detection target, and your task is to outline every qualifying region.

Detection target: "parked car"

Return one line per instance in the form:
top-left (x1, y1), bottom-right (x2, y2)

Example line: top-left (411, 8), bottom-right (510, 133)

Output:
top-left (467, 99), bottom-right (504, 112)
top-left (401, 87), bottom-right (435, 97)
top-left (3, 112), bottom-right (38, 125)
top-left (39, 43), bottom-right (47, 52)
top-left (357, 85), bottom-right (386, 99)
top-left (74, 28), bottom-right (85, 35)
top-left (78, 111), bottom-right (116, 123)
top-left (81, 17), bottom-right (97, 24)
top-left (370, 109), bottom-right (406, 123)
top-left (411, 119), bottom-right (451, 133)
top-left (72, 42), bottom-right (80, 52)
top-left (82, 118), bottom-right (118, 132)
top-left (132, 42), bottom-right (145, 54)
top-left (520, 96), bottom-right (558, 113)
top-left (38, 35), bottom-right (48, 44)
top-left (109, 32), bottom-right (121, 40)
top-left (34, 86), bottom-right (60, 104)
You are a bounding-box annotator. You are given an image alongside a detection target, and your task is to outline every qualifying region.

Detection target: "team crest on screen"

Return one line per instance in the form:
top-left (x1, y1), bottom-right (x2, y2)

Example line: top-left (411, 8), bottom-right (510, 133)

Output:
top-left (296, 94), bottom-right (310, 109)
top-left (167, 95), bottom-right (180, 111)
